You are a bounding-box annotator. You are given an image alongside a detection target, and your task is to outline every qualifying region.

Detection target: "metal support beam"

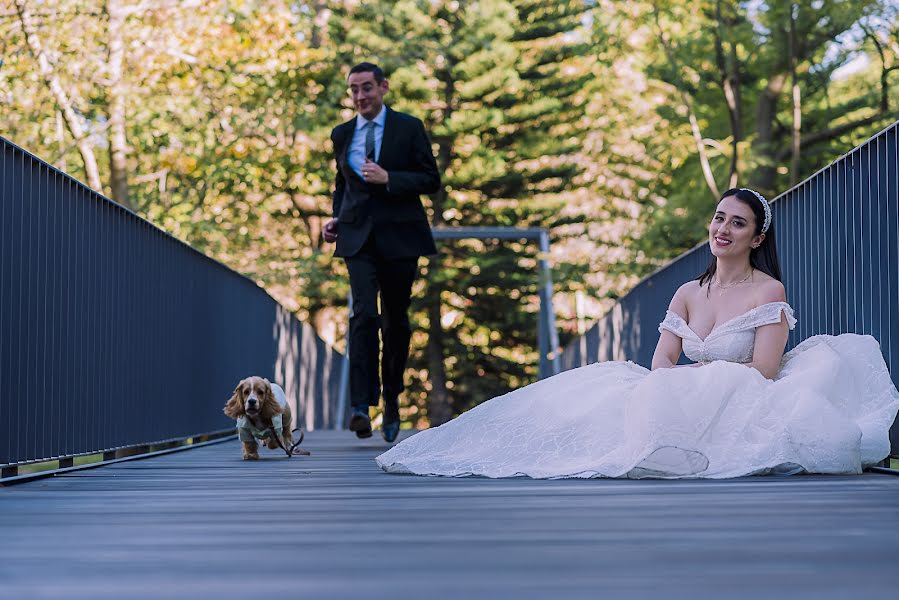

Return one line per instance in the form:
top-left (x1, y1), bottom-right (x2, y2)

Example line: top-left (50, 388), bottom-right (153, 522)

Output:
top-left (430, 226), bottom-right (549, 241)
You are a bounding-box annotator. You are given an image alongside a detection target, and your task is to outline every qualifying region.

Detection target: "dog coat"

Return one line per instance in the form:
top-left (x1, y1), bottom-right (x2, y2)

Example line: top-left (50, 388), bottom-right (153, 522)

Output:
top-left (236, 413), bottom-right (283, 442)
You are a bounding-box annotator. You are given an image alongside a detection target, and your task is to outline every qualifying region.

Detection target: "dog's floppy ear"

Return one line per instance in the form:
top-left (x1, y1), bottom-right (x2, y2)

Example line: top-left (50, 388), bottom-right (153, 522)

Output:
top-left (223, 384), bottom-right (244, 419)
top-left (260, 378), bottom-right (282, 420)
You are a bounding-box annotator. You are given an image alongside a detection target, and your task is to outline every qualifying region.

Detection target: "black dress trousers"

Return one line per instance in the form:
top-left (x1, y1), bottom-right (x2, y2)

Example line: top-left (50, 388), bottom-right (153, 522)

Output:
top-left (344, 233), bottom-right (418, 418)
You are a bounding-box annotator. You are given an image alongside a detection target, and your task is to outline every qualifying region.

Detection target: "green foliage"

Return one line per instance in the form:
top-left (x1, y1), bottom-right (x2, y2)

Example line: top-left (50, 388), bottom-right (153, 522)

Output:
top-left (625, 0), bottom-right (899, 266)
top-left (1, 0), bottom-right (896, 423)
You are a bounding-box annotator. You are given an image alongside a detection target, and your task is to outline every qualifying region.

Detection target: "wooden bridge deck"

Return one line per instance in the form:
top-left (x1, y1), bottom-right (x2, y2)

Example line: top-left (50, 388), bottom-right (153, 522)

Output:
top-left (2, 430), bottom-right (898, 599)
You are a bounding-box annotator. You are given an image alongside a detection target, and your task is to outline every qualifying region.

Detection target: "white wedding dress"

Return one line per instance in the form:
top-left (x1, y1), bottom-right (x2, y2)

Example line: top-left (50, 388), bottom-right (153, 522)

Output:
top-left (376, 302), bottom-right (899, 479)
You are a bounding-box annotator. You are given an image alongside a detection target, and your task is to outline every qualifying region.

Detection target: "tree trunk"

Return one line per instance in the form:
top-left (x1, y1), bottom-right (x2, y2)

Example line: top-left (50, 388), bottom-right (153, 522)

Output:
top-left (750, 72), bottom-right (788, 193)
top-left (55, 110), bottom-right (67, 172)
top-left (683, 96), bottom-right (720, 200)
top-left (652, 5), bottom-right (719, 200)
top-left (105, 0), bottom-right (131, 208)
top-left (860, 25), bottom-right (893, 114)
top-left (789, 5), bottom-right (801, 187)
top-left (423, 70), bottom-right (455, 426)
top-left (425, 291), bottom-right (453, 425)
top-left (714, 0), bottom-right (741, 189)
top-left (15, 0), bottom-right (103, 193)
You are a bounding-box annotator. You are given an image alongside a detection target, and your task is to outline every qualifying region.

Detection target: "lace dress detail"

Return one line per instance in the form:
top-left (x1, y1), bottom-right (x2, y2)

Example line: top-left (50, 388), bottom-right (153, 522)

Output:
top-left (377, 302), bottom-right (899, 479)
top-left (658, 302), bottom-right (797, 364)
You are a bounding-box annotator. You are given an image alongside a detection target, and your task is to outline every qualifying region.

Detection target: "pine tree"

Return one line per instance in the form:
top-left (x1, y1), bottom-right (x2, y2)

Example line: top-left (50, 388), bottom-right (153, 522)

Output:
top-left (330, 0), bottom-right (597, 423)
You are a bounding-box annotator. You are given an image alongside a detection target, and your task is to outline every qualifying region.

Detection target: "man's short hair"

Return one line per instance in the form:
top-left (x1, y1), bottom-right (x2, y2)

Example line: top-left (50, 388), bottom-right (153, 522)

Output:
top-left (348, 62), bottom-right (386, 83)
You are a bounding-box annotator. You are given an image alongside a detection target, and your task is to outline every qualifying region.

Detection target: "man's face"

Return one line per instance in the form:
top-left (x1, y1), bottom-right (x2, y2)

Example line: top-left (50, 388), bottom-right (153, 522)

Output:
top-left (347, 71), bottom-right (388, 120)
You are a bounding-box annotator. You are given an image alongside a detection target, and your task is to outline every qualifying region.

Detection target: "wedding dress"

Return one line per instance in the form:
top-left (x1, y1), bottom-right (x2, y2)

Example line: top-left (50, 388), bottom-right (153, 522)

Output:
top-left (376, 302), bottom-right (899, 479)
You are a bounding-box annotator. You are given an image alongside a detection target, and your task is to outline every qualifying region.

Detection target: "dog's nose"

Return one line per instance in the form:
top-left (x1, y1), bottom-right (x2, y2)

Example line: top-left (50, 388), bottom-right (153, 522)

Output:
top-left (247, 398), bottom-right (257, 406)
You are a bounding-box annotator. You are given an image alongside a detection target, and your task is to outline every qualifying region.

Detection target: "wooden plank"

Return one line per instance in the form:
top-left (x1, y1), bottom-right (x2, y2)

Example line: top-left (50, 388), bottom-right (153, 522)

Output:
top-left (1, 430), bottom-right (897, 598)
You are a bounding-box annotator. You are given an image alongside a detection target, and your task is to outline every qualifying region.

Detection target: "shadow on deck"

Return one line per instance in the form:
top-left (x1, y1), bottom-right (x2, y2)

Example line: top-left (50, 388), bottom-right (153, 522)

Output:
top-left (2, 430), bottom-right (898, 599)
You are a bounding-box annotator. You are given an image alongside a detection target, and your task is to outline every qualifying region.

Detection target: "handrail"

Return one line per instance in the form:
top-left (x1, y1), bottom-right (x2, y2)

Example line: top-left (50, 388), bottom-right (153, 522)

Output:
top-left (0, 136), bottom-right (347, 474)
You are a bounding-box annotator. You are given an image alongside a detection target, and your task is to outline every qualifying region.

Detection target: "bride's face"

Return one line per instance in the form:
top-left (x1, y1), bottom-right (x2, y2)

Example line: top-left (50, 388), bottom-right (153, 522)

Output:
top-left (709, 195), bottom-right (764, 258)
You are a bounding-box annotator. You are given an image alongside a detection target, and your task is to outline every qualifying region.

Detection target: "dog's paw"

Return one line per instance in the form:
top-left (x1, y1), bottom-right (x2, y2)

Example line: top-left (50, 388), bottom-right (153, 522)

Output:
top-left (243, 452), bottom-right (259, 461)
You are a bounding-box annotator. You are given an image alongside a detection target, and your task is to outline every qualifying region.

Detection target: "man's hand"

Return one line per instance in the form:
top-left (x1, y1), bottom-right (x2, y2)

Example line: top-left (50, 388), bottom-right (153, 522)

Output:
top-left (322, 219), bottom-right (338, 243)
top-left (362, 158), bottom-right (389, 185)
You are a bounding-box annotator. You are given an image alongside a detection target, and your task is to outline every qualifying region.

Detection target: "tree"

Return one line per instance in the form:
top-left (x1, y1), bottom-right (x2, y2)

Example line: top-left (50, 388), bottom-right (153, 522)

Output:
top-left (626, 0), bottom-right (899, 267)
top-left (10, 0), bottom-right (104, 193)
top-left (2, 0), bottom-right (895, 426)
top-left (328, 0), bottom-right (598, 424)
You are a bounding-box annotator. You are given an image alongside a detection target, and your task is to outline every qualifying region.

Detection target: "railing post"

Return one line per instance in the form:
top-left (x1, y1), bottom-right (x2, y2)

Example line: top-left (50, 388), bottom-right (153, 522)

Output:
top-left (335, 290), bottom-right (352, 429)
top-left (537, 230), bottom-right (561, 378)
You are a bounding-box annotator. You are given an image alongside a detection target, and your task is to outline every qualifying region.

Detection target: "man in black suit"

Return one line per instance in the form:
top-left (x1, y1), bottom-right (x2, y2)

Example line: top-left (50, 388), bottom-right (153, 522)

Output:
top-left (323, 62), bottom-right (440, 442)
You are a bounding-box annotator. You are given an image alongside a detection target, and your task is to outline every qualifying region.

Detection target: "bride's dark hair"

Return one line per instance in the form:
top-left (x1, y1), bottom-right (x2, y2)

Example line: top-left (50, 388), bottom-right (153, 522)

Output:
top-left (697, 188), bottom-right (783, 289)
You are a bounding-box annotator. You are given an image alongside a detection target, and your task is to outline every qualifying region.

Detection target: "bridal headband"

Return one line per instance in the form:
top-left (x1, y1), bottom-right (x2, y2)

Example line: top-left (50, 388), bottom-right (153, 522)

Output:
top-left (740, 188), bottom-right (771, 234)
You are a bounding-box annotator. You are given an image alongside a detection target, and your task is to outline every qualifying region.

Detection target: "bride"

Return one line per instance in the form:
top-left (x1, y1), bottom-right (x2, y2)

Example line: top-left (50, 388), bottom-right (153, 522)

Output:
top-left (376, 188), bottom-right (899, 478)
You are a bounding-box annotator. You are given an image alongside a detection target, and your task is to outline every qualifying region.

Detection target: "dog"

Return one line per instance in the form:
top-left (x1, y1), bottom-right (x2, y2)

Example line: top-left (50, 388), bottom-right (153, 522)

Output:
top-left (223, 376), bottom-right (309, 460)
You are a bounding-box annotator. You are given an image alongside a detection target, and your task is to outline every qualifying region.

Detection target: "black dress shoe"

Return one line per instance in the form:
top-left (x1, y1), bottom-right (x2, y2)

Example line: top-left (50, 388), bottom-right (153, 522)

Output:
top-left (382, 419), bottom-right (400, 443)
top-left (349, 407), bottom-right (372, 439)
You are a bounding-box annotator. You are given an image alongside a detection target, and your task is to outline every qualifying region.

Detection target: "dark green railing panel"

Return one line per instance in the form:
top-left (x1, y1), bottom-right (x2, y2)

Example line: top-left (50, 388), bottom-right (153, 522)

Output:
top-left (0, 136), bottom-right (346, 468)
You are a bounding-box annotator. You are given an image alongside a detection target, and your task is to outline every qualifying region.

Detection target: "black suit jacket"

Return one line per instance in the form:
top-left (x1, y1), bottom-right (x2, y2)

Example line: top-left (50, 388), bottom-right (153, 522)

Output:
top-left (331, 107), bottom-right (440, 258)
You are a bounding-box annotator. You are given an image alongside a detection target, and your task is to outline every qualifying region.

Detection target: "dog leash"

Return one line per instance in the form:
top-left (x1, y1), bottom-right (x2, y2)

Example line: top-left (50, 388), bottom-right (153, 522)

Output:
top-left (266, 426), bottom-right (310, 457)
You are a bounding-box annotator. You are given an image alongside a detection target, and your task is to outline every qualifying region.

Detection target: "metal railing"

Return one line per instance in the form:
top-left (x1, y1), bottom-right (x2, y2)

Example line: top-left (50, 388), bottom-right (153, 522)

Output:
top-left (0, 136), bottom-right (347, 473)
top-left (560, 121), bottom-right (899, 456)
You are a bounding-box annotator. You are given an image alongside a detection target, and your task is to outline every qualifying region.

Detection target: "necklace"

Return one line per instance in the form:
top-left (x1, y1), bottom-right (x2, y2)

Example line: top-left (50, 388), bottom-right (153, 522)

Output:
top-left (714, 270), bottom-right (753, 295)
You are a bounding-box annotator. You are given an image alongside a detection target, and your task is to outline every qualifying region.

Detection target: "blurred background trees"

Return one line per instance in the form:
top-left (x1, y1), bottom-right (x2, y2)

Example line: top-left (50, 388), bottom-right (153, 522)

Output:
top-left (3, 0), bottom-right (898, 424)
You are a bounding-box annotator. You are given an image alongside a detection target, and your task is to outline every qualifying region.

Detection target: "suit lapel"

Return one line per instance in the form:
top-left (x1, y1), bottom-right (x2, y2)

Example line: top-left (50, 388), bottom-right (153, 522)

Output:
top-left (377, 106), bottom-right (398, 169)
top-left (339, 118), bottom-right (363, 183)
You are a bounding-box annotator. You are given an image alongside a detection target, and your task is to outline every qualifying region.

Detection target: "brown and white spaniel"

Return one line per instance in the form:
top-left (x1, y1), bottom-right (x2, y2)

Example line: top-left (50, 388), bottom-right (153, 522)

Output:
top-left (223, 376), bottom-right (308, 460)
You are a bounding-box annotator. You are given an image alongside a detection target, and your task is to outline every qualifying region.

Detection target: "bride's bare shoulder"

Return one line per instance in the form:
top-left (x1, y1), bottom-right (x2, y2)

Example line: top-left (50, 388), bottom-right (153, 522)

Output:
top-left (669, 280), bottom-right (702, 316)
top-left (676, 279), bottom-right (703, 299)
top-left (753, 273), bottom-right (786, 304)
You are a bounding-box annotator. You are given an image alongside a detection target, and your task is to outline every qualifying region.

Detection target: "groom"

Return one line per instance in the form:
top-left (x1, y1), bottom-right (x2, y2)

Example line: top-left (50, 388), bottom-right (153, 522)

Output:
top-left (322, 62), bottom-right (440, 442)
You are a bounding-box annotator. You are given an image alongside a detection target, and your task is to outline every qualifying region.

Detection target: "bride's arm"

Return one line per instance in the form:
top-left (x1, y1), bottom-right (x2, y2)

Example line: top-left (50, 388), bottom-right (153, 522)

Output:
top-left (748, 320), bottom-right (789, 379)
top-left (747, 283), bottom-right (790, 379)
top-left (651, 287), bottom-right (687, 370)
top-left (652, 330), bottom-right (683, 369)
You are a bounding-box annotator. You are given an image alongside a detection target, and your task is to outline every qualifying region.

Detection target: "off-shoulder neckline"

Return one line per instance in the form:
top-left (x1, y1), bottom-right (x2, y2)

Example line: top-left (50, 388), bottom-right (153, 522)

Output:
top-left (666, 301), bottom-right (793, 343)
